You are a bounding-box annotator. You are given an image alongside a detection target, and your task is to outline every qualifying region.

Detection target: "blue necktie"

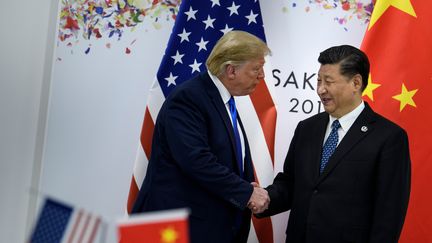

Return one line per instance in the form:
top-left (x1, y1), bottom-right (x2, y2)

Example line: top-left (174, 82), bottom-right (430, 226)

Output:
top-left (228, 96), bottom-right (243, 177)
top-left (320, 120), bottom-right (341, 174)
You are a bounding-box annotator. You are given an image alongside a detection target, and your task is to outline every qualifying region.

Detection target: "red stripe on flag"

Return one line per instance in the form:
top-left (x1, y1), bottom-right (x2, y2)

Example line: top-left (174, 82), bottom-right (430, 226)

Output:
top-left (67, 209), bottom-right (83, 243)
top-left (249, 80), bottom-right (276, 164)
top-left (252, 215), bottom-right (274, 243)
top-left (127, 107), bottom-right (155, 213)
top-left (88, 217), bottom-right (101, 243)
top-left (126, 177), bottom-right (139, 214)
top-left (78, 213), bottom-right (91, 243)
top-left (252, 161), bottom-right (274, 243)
top-left (140, 107), bottom-right (155, 159)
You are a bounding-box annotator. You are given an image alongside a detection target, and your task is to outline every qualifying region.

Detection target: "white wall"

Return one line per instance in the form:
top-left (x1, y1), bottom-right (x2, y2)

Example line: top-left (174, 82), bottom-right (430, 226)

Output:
top-left (0, 0), bottom-right (172, 241)
top-left (40, 18), bottom-right (172, 243)
top-left (0, 0), bottom-right (57, 242)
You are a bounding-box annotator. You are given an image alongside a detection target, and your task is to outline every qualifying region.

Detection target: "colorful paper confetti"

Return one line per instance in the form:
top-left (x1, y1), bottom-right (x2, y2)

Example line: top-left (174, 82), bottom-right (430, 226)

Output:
top-left (57, 0), bottom-right (180, 56)
top-left (288, 0), bottom-right (373, 30)
top-left (312, 0), bottom-right (373, 26)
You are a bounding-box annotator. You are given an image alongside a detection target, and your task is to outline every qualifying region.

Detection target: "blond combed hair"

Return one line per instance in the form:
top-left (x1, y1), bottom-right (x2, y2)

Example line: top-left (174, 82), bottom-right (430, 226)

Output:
top-left (206, 31), bottom-right (270, 76)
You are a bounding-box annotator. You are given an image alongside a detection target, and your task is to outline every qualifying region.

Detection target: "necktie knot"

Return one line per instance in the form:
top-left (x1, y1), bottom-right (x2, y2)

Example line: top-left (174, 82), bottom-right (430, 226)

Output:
top-left (331, 119), bottom-right (341, 130)
top-left (228, 96), bottom-right (236, 112)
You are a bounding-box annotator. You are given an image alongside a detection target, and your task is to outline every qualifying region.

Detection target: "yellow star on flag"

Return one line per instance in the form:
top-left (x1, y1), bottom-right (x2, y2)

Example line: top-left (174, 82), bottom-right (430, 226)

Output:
top-left (392, 83), bottom-right (418, 111)
top-left (369, 0), bottom-right (417, 30)
top-left (362, 74), bottom-right (381, 101)
top-left (160, 226), bottom-right (179, 243)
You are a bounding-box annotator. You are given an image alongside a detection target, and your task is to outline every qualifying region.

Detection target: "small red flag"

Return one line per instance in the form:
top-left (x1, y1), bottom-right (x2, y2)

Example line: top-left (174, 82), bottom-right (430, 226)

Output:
top-left (117, 209), bottom-right (189, 243)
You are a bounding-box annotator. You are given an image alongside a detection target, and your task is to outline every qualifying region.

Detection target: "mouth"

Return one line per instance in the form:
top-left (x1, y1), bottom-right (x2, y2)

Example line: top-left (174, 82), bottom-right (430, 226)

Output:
top-left (321, 97), bottom-right (332, 106)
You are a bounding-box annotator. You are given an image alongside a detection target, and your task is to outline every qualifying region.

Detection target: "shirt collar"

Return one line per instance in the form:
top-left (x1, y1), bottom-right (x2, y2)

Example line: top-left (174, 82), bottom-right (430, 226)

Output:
top-left (329, 101), bottom-right (365, 132)
top-left (208, 70), bottom-right (232, 104)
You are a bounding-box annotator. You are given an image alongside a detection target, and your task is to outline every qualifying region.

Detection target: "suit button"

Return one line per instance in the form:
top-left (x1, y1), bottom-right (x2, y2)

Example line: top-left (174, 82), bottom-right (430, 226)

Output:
top-left (313, 189), bottom-right (318, 194)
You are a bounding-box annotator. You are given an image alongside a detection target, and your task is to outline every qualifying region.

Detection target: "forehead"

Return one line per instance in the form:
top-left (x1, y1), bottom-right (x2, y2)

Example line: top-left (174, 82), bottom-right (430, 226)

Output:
top-left (318, 63), bottom-right (341, 77)
top-left (243, 57), bottom-right (265, 67)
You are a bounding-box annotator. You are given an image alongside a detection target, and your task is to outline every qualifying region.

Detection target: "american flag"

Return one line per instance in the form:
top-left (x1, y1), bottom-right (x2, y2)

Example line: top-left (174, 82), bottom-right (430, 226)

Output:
top-left (30, 198), bottom-right (104, 243)
top-left (126, 0), bottom-right (276, 242)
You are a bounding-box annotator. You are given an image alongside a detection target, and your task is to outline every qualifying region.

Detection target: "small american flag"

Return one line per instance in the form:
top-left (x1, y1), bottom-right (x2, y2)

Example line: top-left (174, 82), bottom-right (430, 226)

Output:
top-left (30, 198), bottom-right (104, 243)
top-left (126, 0), bottom-right (276, 242)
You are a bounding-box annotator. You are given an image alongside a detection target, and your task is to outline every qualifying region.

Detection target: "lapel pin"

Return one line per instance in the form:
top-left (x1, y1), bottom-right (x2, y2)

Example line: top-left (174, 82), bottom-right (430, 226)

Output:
top-left (361, 126), bottom-right (368, 132)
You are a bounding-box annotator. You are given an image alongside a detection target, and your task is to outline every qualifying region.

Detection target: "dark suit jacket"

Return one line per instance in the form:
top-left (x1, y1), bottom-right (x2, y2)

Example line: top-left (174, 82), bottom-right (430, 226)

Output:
top-left (260, 102), bottom-right (410, 243)
top-left (131, 72), bottom-right (255, 243)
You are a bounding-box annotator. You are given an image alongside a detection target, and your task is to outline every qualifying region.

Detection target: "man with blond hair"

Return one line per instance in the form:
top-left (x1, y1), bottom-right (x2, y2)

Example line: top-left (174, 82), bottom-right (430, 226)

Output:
top-left (132, 31), bottom-right (271, 243)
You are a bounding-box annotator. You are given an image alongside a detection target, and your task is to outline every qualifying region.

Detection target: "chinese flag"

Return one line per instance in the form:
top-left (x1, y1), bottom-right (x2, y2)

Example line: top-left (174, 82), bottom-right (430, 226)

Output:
top-left (361, 0), bottom-right (432, 242)
top-left (118, 209), bottom-right (189, 243)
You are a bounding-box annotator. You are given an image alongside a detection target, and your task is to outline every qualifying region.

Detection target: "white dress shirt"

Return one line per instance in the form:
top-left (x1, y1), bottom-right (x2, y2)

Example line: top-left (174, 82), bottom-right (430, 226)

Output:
top-left (323, 101), bottom-right (365, 146)
top-left (208, 71), bottom-right (245, 169)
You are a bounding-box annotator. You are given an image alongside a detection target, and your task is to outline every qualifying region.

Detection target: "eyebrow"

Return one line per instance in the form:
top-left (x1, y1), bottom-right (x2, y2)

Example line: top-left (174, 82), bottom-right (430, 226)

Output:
top-left (319, 73), bottom-right (334, 79)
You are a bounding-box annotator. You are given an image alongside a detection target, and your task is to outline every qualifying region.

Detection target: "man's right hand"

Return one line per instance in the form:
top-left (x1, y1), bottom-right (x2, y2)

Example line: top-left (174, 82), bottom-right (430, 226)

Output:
top-left (247, 183), bottom-right (270, 214)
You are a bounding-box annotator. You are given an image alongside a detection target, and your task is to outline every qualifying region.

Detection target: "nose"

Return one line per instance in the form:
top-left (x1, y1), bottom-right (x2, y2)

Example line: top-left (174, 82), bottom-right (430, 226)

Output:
top-left (258, 67), bottom-right (265, 79)
top-left (317, 83), bottom-right (326, 95)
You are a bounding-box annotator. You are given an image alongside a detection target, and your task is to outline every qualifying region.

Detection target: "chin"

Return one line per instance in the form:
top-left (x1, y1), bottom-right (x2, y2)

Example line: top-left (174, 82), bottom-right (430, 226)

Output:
top-left (323, 107), bottom-right (332, 114)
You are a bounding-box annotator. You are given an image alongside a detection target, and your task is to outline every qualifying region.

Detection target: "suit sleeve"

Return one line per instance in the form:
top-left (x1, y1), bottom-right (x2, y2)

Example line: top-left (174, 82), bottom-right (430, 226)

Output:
top-left (369, 128), bottom-right (411, 243)
top-left (162, 92), bottom-right (253, 210)
top-left (256, 122), bottom-right (301, 218)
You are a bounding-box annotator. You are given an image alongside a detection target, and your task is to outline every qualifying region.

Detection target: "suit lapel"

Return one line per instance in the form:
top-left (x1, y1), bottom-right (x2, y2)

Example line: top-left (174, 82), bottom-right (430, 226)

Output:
top-left (201, 73), bottom-right (242, 175)
top-left (317, 104), bottom-right (376, 183)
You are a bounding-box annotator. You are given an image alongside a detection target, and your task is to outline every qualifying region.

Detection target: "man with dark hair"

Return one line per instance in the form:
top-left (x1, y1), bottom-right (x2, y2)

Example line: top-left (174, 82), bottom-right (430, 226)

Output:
top-left (255, 45), bottom-right (411, 243)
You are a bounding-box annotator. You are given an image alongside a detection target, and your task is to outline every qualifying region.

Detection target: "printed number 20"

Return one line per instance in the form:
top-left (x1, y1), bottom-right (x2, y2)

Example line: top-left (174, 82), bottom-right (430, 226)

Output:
top-left (289, 98), bottom-right (322, 114)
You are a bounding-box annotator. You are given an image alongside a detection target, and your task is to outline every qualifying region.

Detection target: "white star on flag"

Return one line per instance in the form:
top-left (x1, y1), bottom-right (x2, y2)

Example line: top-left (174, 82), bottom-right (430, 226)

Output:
top-left (227, 2), bottom-right (240, 16)
top-left (245, 10), bottom-right (258, 25)
top-left (195, 37), bottom-right (209, 52)
top-left (171, 51), bottom-right (184, 65)
top-left (165, 72), bottom-right (178, 87)
top-left (203, 15), bottom-right (216, 29)
top-left (184, 6), bottom-right (197, 21)
top-left (189, 59), bottom-right (202, 74)
top-left (177, 28), bottom-right (191, 43)
top-left (220, 24), bottom-right (234, 34)
top-left (210, 0), bottom-right (220, 8)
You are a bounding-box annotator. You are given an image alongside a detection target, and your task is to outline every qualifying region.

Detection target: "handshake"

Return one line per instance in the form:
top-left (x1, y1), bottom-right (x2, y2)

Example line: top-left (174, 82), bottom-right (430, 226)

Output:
top-left (247, 182), bottom-right (270, 214)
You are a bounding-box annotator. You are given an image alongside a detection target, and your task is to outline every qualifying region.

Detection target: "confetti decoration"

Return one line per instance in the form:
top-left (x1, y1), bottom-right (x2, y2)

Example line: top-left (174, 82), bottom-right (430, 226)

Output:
top-left (57, 0), bottom-right (181, 55)
top-left (283, 0), bottom-right (373, 30)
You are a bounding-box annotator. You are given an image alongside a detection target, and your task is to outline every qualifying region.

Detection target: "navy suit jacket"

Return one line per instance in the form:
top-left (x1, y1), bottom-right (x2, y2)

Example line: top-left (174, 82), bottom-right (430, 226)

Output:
top-left (259, 103), bottom-right (410, 243)
top-left (131, 72), bottom-right (255, 243)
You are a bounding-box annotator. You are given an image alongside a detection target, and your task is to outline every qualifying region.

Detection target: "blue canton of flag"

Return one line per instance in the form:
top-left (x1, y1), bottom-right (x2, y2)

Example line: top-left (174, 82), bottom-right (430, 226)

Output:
top-left (30, 198), bottom-right (73, 243)
top-left (157, 0), bottom-right (267, 98)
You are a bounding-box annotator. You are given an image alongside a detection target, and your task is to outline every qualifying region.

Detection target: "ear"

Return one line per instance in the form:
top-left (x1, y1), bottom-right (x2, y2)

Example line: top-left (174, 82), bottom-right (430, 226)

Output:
top-left (352, 74), bottom-right (363, 91)
top-left (225, 64), bottom-right (236, 80)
